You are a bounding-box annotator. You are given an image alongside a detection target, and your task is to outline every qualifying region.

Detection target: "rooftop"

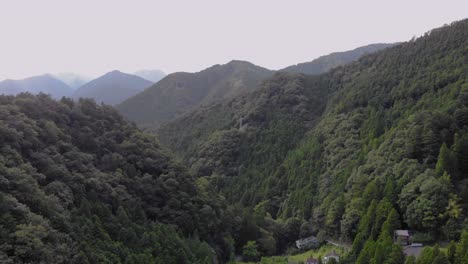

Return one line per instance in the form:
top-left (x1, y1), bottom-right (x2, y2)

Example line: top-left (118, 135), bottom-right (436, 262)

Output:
top-left (395, 230), bottom-right (410, 236)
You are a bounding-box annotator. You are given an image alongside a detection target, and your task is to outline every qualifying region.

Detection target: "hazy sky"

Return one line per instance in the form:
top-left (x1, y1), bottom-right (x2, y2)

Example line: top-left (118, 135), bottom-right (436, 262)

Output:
top-left (0, 0), bottom-right (467, 80)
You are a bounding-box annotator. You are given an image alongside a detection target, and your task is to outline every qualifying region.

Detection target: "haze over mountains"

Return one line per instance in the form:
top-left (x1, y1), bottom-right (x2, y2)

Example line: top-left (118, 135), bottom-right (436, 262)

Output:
top-left (133, 69), bottom-right (166, 83)
top-left (0, 74), bottom-right (73, 98)
top-left (0, 69), bottom-right (164, 105)
top-left (53, 72), bottom-right (91, 89)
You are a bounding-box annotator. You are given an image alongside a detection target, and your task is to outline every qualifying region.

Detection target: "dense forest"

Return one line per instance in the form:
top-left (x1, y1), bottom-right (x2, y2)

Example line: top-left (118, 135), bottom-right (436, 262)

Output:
top-left (1, 19), bottom-right (467, 264)
top-left (157, 19), bottom-right (468, 262)
top-left (0, 94), bottom-right (237, 263)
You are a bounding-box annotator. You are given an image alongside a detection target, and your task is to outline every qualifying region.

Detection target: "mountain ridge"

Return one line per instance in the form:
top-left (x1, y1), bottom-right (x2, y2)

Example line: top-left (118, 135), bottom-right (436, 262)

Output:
top-left (280, 43), bottom-right (396, 74)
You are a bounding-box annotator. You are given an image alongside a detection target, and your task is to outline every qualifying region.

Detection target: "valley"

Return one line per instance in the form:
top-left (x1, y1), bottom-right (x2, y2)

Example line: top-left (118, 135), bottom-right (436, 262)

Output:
top-left (0, 7), bottom-right (467, 264)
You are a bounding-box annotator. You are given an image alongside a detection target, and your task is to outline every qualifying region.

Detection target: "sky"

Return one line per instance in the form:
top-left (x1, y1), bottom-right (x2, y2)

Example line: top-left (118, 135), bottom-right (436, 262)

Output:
top-left (0, 0), bottom-right (467, 80)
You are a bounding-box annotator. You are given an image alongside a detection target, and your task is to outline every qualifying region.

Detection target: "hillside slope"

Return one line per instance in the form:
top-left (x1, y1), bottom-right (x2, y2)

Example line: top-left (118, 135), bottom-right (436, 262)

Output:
top-left (157, 72), bottom-right (331, 180)
top-left (0, 94), bottom-right (233, 263)
top-left (0, 74), bottom-right (73, 98)
top-left (73, 70), bottom-right (153, 105)
top-left (117, 60), bottom-right (274, 128)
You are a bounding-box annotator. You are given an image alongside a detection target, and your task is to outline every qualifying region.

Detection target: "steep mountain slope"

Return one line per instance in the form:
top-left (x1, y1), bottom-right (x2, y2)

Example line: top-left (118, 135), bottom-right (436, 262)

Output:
top-left (281, 43), bottom-right (395, 75)
top-left (54, 73), bottom-right (91, 89)
top-left (272, 20), bottom-right (468, 262)
top-left (0, 94), bottom-right (233, 263)
top-left (133, 69), bottom-right (166, 83)
top-left (158, 19), bottom-right (468, 261)
top-left (0, 74), bottom-right (73, 98)
top-left (157, 72), bottom-right (331, 179)
top-left (73, 70), bottom-right (153, 105)
top-left (117, 60), bottom-right (274, 128)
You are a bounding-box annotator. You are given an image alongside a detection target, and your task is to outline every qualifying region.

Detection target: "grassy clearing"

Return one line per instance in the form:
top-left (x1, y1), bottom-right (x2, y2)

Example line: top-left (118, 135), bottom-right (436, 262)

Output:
top-left (232, 244), bottom-right (348, 263)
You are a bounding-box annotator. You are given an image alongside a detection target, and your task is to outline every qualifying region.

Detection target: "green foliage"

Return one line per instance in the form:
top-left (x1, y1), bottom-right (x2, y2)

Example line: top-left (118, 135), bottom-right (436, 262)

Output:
top-left (405, 256), bottom-right (416, 264)
top-left (0, 94), bottom-right (228, 263)
top-left (243, 241), bottom-right (259, 262)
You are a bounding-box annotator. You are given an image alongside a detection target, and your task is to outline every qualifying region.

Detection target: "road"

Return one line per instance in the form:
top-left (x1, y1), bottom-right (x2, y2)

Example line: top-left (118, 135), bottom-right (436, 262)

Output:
top-left (326, 239), bottom-right (352, 250)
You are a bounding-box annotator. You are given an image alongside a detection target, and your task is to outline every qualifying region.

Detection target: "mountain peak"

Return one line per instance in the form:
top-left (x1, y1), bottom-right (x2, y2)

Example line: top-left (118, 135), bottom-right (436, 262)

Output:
top-left (73, 71), bottom-right (153, 105)
top-left (226, 60), bottom-right (253, 66)
top-left (105, 70), bottom-right (124, 76)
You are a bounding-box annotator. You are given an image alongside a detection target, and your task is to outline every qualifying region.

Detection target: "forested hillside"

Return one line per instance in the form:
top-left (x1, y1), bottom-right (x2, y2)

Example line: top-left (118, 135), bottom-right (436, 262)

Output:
top-left (0, 94), bottom-right (235, 263)
top-left (117, 60), bottom-right (274, 128)
top-left (157, 72), bottom-right (331, 189)
top-left (158, 19), bottom-right (468, 262)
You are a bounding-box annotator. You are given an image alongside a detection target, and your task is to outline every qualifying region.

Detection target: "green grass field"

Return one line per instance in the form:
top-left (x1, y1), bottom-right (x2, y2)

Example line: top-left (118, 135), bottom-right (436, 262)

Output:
top-left (232, 244), bottom-right (348, 264)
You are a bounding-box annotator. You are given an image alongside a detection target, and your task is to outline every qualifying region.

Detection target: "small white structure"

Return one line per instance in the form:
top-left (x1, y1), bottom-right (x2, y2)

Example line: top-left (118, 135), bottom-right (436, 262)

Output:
top-left (324, 251), bottom-right (340, 263)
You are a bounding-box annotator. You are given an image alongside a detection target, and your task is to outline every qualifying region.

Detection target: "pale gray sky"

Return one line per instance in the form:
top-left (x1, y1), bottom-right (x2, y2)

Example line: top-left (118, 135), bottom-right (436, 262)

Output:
top-left (0, 0), bottom-right (467, 80)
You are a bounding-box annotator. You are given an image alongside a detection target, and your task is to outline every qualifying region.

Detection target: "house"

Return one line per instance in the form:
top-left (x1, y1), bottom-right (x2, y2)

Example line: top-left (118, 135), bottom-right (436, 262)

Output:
top-left (324, 251), bottom-right (339, 263)
top-left (306, 258), bottom-right (319, 264)
top-left (394, 230), bottom-right (411, 246)
top-left (295, 236), bottom-right (320, 250)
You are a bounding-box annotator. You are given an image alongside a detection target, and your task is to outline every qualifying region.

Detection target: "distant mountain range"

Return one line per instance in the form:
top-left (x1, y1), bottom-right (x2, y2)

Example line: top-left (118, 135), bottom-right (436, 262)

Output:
top-left (0, 43), bottom-right (392, 114)
top-left (73, 70), bottom-right (154, 105)
top-left (281, 43), bottom-right (395, 74)
top-left (117, 60), bottom-right (274, 128)
top-left (133, 69), bottom-right (166, 83)
top-left (0, 74), bottom-right (73, 98)
top-left (0, 70), bottom-right (163, 105)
